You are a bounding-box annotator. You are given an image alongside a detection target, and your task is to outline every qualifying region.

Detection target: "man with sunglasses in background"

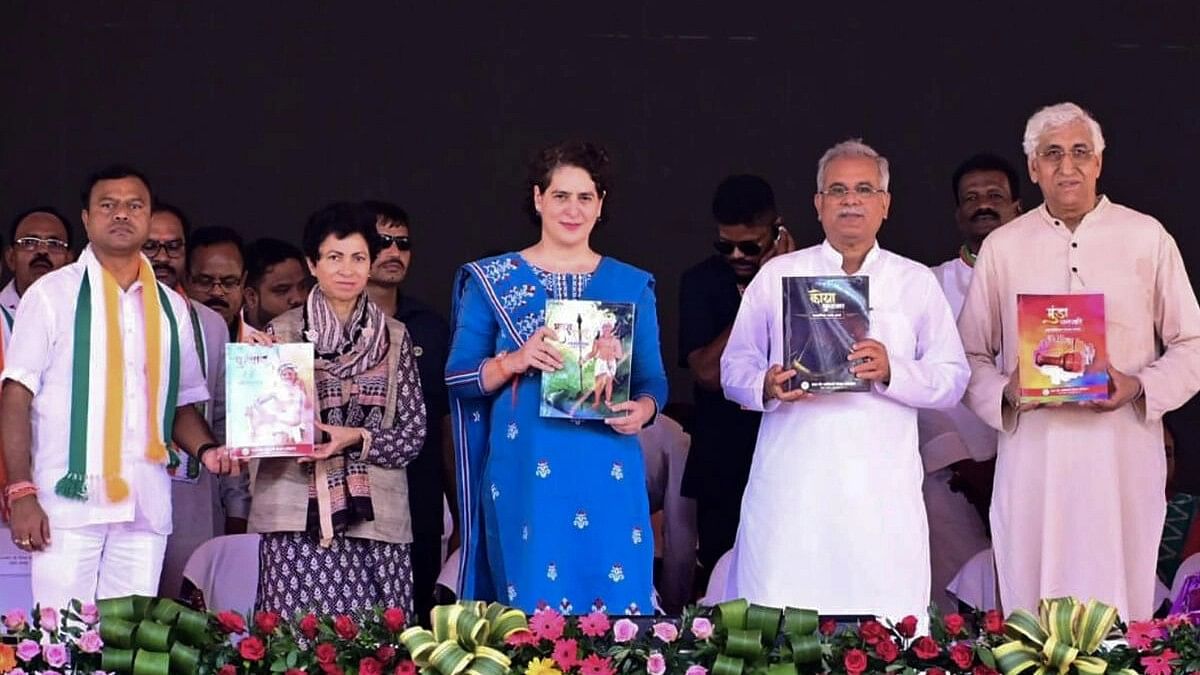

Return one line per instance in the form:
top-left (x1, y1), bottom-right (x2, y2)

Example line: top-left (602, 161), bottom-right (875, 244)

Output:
top-left (242, 238), bottom-right (308, 332)
top-left (364, 200), bottom-right (452, 626)
top-left (678, 174), bottom-right (794, 589)
top-left (2, 208), bottom-right (75, 315)
top-left (146, 203), bottom-right (250, 597)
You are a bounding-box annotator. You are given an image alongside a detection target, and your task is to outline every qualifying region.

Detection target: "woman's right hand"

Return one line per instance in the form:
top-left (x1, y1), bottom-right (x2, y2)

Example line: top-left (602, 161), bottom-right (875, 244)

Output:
top-left (502, 326), bottom-right (563, 374)
top-left (246, 331), bottom-right (277, 346)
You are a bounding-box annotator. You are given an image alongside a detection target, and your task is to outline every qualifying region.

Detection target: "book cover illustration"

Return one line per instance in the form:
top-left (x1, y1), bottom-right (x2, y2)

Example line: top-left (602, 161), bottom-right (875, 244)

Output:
top-left (782, 276), bottom-right (871, 393)
top-left (226, 343), bottom-right (317, 459)
top-left (1016, 293), bottom-right (1109, 404)
top-left (540, 299), bottom-right (635, 420)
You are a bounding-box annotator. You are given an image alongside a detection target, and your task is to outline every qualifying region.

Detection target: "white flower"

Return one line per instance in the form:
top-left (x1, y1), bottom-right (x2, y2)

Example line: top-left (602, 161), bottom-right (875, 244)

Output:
top-left (472, 411), bottom-right (482, 423)
top-left (535, 460), bottom-right (551, 479)
top-left (610, 463), bottom-right (624, 480)
top-left (303, 329), bottom-right (318, 343)
top-left (608, 564), bottom-right (625, 582)
top-left (573, 511), bottom-right (589, 529)
top-left (626, 602), bottom-right (641, 615)
top-left (559, 597), bottom-right (574, 613)
top-left (632, 527), bottom-right (643, 545)
top-left (507, 584), bottom-right (517, 602)
top-left (546, 563), bottom-right (558, 581)
top-left (521, 524), bottom-right (529, 541)
top-left (506, 423), bottom-right (519, 440)
top-left (490, 483), bottom-right (500, 500)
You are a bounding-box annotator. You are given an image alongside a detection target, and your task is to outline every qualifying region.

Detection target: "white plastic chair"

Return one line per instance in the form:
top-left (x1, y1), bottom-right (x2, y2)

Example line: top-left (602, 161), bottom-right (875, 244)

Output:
top-left (700, 549), bottom-right (733, 606)
top-left (1170, 552), bottom-right (1200, 605)
top-left (182, 534), bottom-right (261, 615)
top-left (946, 547), bottom-right (998, 611)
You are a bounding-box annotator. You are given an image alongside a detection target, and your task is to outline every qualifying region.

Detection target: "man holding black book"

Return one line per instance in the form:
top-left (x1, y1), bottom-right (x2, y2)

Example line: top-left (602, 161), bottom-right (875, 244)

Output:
top-left (720, 140), bottom-right (968, 620)
top-left (958, 102), bottom-right (1200, 620)
top-left (678, 174), bottom-right (793, 587)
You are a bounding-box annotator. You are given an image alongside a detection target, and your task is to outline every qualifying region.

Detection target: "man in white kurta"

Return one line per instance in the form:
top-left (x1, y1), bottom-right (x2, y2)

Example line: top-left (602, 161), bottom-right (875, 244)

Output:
top-left (959, 103), bottom-right (1200, 621)
top-left (921, 153), bottom-right (1023, 611)
top-left (721, 140), bottom-right (969, 619)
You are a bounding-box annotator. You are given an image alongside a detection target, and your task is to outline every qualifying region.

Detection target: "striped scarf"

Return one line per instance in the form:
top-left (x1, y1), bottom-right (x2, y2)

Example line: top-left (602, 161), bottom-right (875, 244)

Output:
top-left (57, 247), bottom-right (182, 502)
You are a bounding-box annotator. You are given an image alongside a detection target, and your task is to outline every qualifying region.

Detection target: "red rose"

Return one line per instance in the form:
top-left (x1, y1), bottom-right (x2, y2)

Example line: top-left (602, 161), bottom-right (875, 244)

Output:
top-left (286, 670), bottom-right (307, 675)
top-left (219, 666), bottom-right (238, 675)
top-left (983, 611), bottom-right (1005, 635)
top-left (895, 615), bottom-right (918, 639)
top-left (320, 665), bottom-right (344, 675)
top-left (358, 657), bottom-right (383, 675)
top-left (299, 613), bottom-right (320, 640)
top-left (820, 618), bottom-right (837, 636)
top-left (394, 661), bottom-right (417, 675)
top-left (334, 615), bottom-right (358, 640)
top-left (239, 636), bottom-right (266, 662)
top-left (950, 643), bottom-right (975, 670)
top-left (944, 613), bottom-right (966, 636)
top-left (383, 607), bottom-right (407, 632)
top-left (315, 642), bottom-right (338, 665)
top-left (255, 611), bottom-right (281, 635)
top-left (843, 648), bottom-right (869, 675)
top-left (875, 638), bottom-right (900, 663)
top-left (974, 666), bottom-right (1000, 675)
top-left (859, 620), bottom-right (889, 646)
top-left (217, 611), bottom-right (247, 634)
top-left (914, 636), bottom-right (941, 660)
top-left (375, 646), bottom-right (397, 664)
top-left (927, 669), bottom-right (947, 675)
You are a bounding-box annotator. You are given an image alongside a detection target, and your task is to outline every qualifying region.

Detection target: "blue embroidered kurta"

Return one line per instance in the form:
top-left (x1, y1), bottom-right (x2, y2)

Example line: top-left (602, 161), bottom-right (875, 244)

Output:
top-left (446, 253), bottom-right (668, 615)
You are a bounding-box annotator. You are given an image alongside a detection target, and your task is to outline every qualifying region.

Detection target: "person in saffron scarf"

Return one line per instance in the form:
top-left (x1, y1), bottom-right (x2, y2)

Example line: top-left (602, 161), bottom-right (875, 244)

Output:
top-left (447, 141), bottom-right (668, 615)
top-left (0, 165), bottom-right (239, 608)
top-left (247, 202), bottom-right (427, 617)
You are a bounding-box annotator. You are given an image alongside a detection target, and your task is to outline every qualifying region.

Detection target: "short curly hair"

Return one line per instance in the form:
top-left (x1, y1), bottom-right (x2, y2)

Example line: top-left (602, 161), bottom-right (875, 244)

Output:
top-left (301, 202), bottom-right (383, 264)
top-left (526, 140), bottom-right (612, 225)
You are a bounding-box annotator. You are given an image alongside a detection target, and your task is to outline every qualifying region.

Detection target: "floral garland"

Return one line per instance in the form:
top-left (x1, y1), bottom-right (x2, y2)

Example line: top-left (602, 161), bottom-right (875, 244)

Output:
top-left (3, 598), bottom-right (1200, 675)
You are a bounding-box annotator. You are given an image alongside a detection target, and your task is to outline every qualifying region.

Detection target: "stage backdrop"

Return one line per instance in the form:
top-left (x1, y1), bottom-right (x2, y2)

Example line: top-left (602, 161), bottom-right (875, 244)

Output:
top-left (3, 2), bottom-right (1199, 482)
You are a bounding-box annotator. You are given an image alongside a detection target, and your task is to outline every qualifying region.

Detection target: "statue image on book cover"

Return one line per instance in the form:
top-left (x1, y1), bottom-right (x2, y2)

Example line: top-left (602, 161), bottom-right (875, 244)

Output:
top-left (226, 342), bottom-right (317, 458)
top-left (540, 299), bottom-right (635, 420)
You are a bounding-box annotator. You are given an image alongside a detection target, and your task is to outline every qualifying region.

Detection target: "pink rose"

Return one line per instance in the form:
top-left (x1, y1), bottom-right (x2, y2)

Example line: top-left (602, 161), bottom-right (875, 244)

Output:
top-left (612, 618), bottom-right (639, 643)
top-left (686, 667), bottom-right (708, 675)
top-left (15, 640), bottom-right (40, 662)
top-left (39, 607), bottom-right (58, 630)
top-left (646, 652), bottom-right (667, 675)
top-left (43, 643), bottom-right (69, 668)
top-left (80, 603), bottom-right (100, 625)
top-left (691, 616), bottom-right (714, 640)
top-left (79, 630), bottom-right (105, 654)
top-left (3, 609), bottom-right (27, 631)
top-left (652, 622), bottom-right (679, 642)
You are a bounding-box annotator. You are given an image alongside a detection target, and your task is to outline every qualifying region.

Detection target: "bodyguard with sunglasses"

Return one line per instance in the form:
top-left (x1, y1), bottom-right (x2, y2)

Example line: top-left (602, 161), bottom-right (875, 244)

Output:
top-left (678, 175), bottom-right (794, 585)
top-left (1, 207), bottom-right (75, 315)
top-left (363, 200), bottom-right (451, 626)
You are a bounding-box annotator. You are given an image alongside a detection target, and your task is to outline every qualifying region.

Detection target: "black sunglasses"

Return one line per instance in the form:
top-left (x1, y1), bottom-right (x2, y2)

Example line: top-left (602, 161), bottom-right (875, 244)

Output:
top-left (713, 239), bottom-right (765, 256)
top-left (380, 234), bottom-right (411, 251)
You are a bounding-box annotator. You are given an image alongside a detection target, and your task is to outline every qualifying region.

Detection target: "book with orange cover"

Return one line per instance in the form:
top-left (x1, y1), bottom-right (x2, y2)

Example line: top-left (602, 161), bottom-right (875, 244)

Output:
top-left (1016, 293), bottom-right (1109, 404)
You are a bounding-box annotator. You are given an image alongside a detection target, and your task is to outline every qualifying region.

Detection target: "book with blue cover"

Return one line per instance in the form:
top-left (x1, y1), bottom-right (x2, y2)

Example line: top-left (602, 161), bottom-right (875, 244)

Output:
top-left (782, 276), bottom-right (871, 393)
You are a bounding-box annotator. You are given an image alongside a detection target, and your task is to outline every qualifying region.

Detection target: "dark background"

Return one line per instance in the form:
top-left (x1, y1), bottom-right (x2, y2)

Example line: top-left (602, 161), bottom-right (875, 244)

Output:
top-left (4, 2), bottom-right (1199, 479)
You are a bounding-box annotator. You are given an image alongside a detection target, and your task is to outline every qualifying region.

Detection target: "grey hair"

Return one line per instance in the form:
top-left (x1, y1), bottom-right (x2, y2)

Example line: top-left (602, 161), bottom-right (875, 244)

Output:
top-left (1022, 102), bottom-right (1106, 157)
top-left (816, 138), bottom-right (890, 191)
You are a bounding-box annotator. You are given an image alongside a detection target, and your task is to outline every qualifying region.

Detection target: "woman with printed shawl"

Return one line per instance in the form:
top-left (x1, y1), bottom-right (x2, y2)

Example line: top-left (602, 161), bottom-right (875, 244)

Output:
top-left (247, 203), bottom-right (426, 618)
top-left (446, 141), bottom-right (668, 615)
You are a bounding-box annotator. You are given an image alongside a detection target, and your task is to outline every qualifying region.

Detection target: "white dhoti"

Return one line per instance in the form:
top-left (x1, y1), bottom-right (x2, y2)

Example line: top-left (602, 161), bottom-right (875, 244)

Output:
top-left (32, 521), bottom-right (168, 609)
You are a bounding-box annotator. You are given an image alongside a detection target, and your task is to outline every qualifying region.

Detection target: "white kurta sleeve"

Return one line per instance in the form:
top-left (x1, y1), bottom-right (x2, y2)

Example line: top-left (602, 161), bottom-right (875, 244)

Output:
top-left (172, 293), bottom-right (211, 408)
top-left (958, 241), bottom-right (1014, 432)
top-left (876, 270), bottom-right (969, 410)
top-left (1137, 230), bottom-right (1200, 421)
top-left (720, 267), bottom-right (781, 413)
top-left (1, 283), bottom-right (56, 396)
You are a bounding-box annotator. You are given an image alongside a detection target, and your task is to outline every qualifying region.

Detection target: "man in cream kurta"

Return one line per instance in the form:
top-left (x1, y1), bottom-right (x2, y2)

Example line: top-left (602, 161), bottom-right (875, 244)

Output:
top-left (721, 140), bottom-right (969, 619)
top-left (959, 103), bottom-right (1200, 620)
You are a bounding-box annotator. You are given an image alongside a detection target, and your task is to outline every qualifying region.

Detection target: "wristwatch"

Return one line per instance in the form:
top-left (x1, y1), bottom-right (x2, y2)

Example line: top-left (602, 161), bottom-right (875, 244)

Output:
top-left (195, 442), bottom-right (220, 462)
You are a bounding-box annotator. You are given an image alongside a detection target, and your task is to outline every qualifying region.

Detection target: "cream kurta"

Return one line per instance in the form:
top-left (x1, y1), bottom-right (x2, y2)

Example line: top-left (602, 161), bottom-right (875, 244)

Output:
top-left (958, 197), bottom-right (1200, 621)
top-left (721, 241), bottom-right (969, 619)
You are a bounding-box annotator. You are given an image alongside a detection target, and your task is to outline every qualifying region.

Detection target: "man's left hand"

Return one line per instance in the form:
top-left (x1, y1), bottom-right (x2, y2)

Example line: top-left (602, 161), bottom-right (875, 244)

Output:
top-left (201, 445), bottom-right (242, 475)
top-left (849, 339), bottom-right (891, 383)
top-left (1083, 366), bottom-right (1142, 412)
top-left (606, 397), bottom-right (656, 435)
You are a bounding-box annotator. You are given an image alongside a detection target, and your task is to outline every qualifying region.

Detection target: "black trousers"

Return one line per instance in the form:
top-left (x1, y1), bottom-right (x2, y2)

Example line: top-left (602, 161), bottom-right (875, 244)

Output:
top-left (695, 495), bottom-right (743, 590)
top-left (409, 531), bottom-right (443, 626)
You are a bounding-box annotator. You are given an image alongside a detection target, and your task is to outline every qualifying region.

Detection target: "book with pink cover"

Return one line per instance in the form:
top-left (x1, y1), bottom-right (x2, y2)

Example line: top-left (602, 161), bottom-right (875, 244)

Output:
top-left (226, 343), bottom-right (317, 458)
top-left (1016, 293), bottom-right (1109, 404)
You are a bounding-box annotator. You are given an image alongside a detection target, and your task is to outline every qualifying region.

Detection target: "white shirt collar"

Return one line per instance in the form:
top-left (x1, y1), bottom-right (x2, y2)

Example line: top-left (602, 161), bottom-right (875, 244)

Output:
top-left (819, 239), bottom-right (881, 274)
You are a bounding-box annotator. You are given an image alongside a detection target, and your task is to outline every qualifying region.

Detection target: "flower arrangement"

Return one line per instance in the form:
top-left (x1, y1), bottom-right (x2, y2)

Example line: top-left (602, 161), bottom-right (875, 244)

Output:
top-left (6, 596), bottom-right (1200, 674)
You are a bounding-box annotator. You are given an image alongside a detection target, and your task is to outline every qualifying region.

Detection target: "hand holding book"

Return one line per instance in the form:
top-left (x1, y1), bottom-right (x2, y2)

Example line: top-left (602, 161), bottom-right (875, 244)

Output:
top-left (603, 397), bottom-right (656, 435)
top-left (299, 422), bottom-right (367, 464)
top-left (847, 339), bottom-right (890, 384)
top-left (762, 364), bottom-right (814, 404)
top-left (1081, 366), bottom-right (1143, 412)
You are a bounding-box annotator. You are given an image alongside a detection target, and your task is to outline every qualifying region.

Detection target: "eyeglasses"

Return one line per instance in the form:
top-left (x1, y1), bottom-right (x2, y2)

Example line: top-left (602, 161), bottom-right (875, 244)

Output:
top-left (379, 234), bottom-right (411, 251)
top-left (1035, 146), bottom-right (1095, 164)
top-left (14, 236), bottom-right (70, 253)
top-left (713, 239), bottom-right (767, 257)
top-left (819, 185), bottom-right (887, 199)
top-left (141, 239), bottom-right (185, 258)
top-left (190, 275), bottom-right (242, 292)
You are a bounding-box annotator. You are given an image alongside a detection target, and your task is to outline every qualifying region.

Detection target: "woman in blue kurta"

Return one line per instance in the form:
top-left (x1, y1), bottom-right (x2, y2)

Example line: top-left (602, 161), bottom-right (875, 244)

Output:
top-left (446, 141), bottom-right (668, 615)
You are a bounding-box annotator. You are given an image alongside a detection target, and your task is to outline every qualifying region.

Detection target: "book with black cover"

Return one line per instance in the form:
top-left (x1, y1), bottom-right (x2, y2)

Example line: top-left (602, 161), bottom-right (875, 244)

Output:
top-left (782, 276), bottom-right (871, 393)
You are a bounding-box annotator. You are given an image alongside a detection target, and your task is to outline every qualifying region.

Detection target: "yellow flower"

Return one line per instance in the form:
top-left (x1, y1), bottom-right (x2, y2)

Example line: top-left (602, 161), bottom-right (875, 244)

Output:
top-left (527, 656), bottom-right (564, 675)
top-left (0, 644), bottom-right (16, 674)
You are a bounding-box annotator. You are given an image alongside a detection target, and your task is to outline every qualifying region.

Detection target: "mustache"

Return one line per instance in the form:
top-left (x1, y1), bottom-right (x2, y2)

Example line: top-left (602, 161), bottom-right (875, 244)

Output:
top-left (970, 208), bottom-right (1001, 222)
top-left (152, 263), bottom-right (175, 275)
top-left (203, 298), bottom-right (230, 310)
top-left (837, 207), bottom-right (866, 217)
top-left (30, 254), bottom-right (52, 268)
